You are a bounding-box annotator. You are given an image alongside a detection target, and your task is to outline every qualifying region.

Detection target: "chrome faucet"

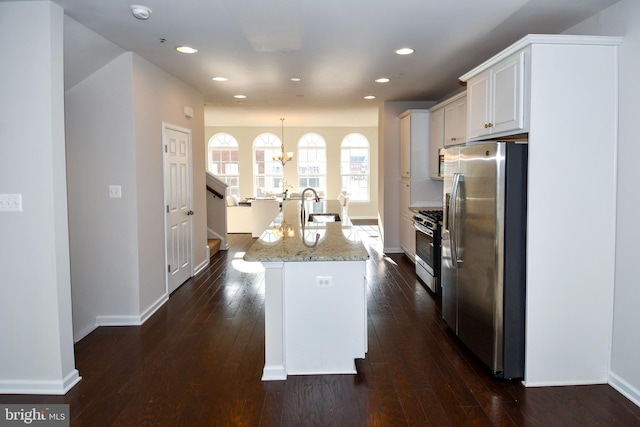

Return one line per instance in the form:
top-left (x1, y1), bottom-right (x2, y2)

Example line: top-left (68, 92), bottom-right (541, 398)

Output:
top-left (300, 187), bottom-right (320, 224)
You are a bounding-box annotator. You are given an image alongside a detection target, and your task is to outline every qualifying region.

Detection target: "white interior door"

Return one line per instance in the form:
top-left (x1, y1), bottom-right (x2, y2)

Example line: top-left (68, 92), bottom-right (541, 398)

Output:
top-left (163, 124), bottom-right (193, 294)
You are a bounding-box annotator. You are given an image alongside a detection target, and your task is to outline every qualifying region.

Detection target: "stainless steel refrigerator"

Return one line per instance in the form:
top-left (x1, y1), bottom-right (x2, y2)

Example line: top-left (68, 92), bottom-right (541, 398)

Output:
top-left (441, 141), bottom-right (527, 379)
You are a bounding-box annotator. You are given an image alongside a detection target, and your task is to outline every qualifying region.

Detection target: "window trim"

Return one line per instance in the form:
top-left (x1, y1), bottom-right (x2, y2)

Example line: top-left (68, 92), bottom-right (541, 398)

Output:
top-left (340, 133), bottom-right (370, 203)
top-left (207, 132), bottom-right (240, 197)
top-left (297, 132), bottom-right (327, 195)
top-left (252, 132), bottom-right (284, 196)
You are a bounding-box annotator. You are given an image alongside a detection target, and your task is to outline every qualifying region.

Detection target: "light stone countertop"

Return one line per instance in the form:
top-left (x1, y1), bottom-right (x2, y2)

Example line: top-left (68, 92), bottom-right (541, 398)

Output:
top-left (243, 199), bottom-right (370, 262)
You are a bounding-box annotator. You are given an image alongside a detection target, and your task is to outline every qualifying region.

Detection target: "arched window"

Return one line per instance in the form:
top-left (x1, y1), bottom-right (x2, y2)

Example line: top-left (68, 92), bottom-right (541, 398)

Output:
top-left (340, 133), bottom-right (370, 202)
top-left (207, 133), bottom-right (239, 198)
top-left (297, 133), bottom-right (326, 195)
top-left (253, 133), bottom-right (283, 196)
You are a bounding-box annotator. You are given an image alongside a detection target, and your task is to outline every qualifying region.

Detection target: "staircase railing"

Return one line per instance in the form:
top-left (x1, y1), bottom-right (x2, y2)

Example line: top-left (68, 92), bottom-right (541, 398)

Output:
top-left (205, 172), bottom-right (229, 250)
top-left (206, 185), bottom-right (224, 199)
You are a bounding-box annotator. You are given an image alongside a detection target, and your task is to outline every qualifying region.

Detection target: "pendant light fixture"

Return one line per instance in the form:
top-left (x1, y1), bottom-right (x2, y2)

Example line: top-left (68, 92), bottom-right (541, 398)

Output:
top-left (273, 118), bottom-right (293, 166)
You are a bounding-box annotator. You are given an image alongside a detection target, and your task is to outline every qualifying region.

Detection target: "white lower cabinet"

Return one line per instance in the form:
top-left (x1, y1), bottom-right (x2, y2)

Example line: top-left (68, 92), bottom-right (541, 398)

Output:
top-left (400, 213), bottom-right (415, 261)
top-left (400, 180), bottom-right (415, 260)
top-left (262, 260), bottom-right (367, 380)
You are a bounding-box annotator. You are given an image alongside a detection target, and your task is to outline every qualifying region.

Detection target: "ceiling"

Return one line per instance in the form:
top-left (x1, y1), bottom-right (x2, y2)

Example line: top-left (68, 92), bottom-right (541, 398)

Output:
top-left (52, 0), bottom-right (619, 126)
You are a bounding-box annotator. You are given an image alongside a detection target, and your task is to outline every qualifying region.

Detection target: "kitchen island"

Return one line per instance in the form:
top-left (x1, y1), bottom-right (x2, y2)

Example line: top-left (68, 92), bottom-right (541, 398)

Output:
top-left (244, 199), bottom-right (370, 380)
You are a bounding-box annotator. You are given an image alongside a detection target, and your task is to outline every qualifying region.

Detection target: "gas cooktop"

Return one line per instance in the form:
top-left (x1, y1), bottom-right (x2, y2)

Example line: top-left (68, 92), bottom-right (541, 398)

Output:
top-left (418, 209), bottom-right (443, 223)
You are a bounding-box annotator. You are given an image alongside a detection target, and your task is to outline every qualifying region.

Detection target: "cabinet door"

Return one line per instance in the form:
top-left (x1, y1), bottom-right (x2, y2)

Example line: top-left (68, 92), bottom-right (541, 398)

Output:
top-left (492, 51), bottom-right (525, 135)
top-left (444, 97), bottom-right (467, 147)
top-left (401, 214), bottom-right (416, 259)
top-left (466, 70), bottom-right (491, 140)
top-left (429, 108), bottom-right (444, 179)
top-left (400, 180), bottom-right (411, 217)
top-left (400, 114), bottom-right (411, 178)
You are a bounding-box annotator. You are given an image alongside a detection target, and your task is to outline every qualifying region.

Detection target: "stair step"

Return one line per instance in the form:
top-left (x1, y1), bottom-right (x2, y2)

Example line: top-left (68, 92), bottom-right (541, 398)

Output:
top-left (207, 238), bottom-right (221, 258)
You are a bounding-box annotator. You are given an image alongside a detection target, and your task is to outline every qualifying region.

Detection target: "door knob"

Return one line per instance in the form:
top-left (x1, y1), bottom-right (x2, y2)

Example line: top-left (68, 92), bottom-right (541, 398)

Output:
top-left (187, 210), bottom-right (194, 215)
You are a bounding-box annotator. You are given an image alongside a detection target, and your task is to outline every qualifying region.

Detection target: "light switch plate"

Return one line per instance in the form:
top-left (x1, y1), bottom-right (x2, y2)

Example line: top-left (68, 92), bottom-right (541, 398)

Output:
top-left (0, 194), bottom-right (23, 212)
top-left (108, 185), bottom-right (122, 199)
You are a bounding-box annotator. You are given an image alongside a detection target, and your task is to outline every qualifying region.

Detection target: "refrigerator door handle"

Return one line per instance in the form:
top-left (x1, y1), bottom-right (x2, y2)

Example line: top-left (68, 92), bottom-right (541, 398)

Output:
top-left (450, 173), bottom-right (464, 266)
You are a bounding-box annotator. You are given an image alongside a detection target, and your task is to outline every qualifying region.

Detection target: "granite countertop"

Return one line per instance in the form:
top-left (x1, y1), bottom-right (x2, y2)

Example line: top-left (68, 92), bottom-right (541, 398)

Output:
top-left (243, 199), bottom-right (370, 262)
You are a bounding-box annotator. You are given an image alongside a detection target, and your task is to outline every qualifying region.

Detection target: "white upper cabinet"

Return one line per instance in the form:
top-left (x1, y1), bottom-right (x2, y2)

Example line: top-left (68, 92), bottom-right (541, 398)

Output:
top-left (429, 92), bottom-right (466, 180)
top-left (399, 110), bottom-right (430, 179)
top-left (465, 51), bottom-right (525, 140)
top-left (400, 113), bottom-right (411, 178)
top-left (443, 94), bottom-right (466, 147)
top-left (429, 107), bottom-right (444, 180)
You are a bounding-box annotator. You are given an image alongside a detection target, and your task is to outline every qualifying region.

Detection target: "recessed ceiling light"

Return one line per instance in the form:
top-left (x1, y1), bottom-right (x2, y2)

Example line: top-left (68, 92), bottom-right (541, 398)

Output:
top-left (130, 5), bottom-right (152, 20)
top-left (375, 77), bottom-right (390, 83)
top-left (176, 46), bottom-right (198, 54)
top-left (395, 47), bottom-right (415, 55)
top-left (290, 77), bottom-right (301, 82)
top-left (364, 95), bottom-right (376, 100)
top-left (233, 94), bottom-right (247, 99)
top-left (212, 76), bottom-right (228, 82)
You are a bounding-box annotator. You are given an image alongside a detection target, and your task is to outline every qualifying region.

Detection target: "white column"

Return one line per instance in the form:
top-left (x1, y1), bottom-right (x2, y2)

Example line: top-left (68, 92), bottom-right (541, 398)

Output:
top-left (261, 262), bottom-right (287, 380)
top-left (0, 1), bottom-right (80, 394)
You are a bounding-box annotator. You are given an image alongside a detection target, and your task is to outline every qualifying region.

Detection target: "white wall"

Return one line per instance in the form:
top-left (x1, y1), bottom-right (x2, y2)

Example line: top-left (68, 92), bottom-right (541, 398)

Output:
top-left (0, 1), bottom-right (79, 394)
top-left (567, 0), bottom-right (640, 406)
top-left (66, 30), bottom-right (206, 339)
top-left (132, 54), bottom-right (207, 311)
top-left (205, 126), bottom-right (378, 219)
top-left (378, 101), bottom-right (437, 253)
top-left (65, 53), bottom-right (139, 338)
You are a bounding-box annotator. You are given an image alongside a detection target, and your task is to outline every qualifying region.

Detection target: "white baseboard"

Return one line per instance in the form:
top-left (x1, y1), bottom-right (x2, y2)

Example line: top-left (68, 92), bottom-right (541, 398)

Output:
top-left (384, 246), bottom-right (404, 254)
top-left (0, 369), bottom-right (81, 395)
top-left (96, 314), bottom-right (143, 326)
top-left (140, 293), bottom-right (169, 324)
top-left (96, 294), bottom-right (168, 327)
top-left (262, 365), bottom-right (287, 381)
top-left (74, 323), bottom-right (98, 343)
top-left (194, 257), bottom-right (209, 275)
top-left (521, 378), bottom-right (607, 387)
top-left (609, 371), bottom-right (640, 408)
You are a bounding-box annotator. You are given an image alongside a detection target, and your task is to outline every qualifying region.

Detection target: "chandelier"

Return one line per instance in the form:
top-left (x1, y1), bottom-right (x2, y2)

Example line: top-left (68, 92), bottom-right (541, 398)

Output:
top-left (273, 118), bottom-right (293, 166)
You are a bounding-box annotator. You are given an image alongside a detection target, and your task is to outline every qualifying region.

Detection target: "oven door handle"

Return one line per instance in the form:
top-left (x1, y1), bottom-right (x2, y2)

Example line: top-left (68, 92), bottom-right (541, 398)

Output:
top-left (414, 222), bottom-right (433, 237)
top-left (450, 173), bottom-right (464, 266)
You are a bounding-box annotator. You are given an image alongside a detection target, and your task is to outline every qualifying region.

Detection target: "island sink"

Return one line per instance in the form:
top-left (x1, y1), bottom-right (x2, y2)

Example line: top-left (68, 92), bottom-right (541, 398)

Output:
top-left (308, 213), bottom-right (341, 222)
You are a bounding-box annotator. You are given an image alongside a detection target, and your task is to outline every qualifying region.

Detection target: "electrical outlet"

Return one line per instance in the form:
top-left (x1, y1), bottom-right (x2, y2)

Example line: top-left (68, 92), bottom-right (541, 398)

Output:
top-left (0, 194), bottom-right (22, 212)
top-left (108, 185), bottom-right (122, 199)
top-left (315, 276), bottom-right (333, 288)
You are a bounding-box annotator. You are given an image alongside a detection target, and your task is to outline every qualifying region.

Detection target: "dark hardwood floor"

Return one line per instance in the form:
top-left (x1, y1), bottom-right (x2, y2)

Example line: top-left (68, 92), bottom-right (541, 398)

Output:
top-left (2, 225), bottom-right (640, 426)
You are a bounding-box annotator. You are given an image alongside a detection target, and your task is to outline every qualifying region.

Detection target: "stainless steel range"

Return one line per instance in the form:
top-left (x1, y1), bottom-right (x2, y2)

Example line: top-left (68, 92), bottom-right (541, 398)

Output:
top-left (413, 209), bottom-right (443, 295)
